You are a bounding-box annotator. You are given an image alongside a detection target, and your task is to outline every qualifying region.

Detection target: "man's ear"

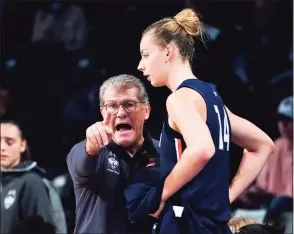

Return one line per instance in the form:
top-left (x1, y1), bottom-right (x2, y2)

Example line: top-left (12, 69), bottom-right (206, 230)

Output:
top-left (144, 102), bottom-right (151, 120)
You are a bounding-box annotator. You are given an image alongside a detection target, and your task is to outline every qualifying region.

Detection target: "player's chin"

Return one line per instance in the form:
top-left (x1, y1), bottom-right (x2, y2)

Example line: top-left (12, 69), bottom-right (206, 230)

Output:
top-left (150, 80), bottom-right (164, 88)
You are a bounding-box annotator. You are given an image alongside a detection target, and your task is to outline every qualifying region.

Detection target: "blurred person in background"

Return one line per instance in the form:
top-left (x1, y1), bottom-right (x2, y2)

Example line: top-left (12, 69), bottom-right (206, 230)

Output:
top-left (236, 96), bottom-right (292, 227)
top-left (228, 218), bottom-right (259, 233)
top-left (0, 120), bottom-right (62, 233)
top-left (52, 173), bottom-right (76, 233)
top-left (228, 217), bottom-right (285, 234)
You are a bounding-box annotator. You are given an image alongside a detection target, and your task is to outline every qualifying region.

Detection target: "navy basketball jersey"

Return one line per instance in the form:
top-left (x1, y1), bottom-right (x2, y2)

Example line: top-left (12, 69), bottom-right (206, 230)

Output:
top-left (159, 79), bottom-right (232, 233)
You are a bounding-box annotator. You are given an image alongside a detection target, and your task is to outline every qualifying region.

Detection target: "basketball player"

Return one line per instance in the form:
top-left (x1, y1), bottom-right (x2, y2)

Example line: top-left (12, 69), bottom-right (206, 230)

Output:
top-left (137, 8), bottom-right (275, 233)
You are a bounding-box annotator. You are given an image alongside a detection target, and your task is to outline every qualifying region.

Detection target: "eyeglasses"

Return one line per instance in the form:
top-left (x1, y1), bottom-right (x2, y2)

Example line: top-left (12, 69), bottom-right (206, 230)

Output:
top-left (103, 101), bottom-right (145, 114)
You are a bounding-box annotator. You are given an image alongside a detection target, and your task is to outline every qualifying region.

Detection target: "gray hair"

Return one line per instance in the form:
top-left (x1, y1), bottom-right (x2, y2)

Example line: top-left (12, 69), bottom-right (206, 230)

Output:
top-left (99, 74), bottom-right (149, 106)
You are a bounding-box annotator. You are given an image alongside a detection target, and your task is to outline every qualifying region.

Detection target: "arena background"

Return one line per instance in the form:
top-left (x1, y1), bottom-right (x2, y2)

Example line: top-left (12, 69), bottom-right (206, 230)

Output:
top-left (1, 0), bottom-right (293, 232)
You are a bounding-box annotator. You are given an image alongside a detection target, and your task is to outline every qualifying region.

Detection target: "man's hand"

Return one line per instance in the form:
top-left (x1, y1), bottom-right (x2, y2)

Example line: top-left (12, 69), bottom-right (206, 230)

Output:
top-left (86, 111), bottom-right (114, 156)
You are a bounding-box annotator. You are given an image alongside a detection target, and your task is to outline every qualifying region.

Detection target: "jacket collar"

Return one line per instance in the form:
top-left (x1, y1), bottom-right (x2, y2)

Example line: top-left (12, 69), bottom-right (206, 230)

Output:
top-left (1, 161), bottom-right (46, 176)
top-left (106, 130), bottom-right (159, 168)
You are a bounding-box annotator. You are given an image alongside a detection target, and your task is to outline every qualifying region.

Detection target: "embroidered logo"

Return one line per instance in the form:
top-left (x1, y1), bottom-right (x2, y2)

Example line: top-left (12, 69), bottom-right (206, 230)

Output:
top-left (4, 189), bottom-right (16, 209)
top-left (107, 151), bottom-right (119, 175)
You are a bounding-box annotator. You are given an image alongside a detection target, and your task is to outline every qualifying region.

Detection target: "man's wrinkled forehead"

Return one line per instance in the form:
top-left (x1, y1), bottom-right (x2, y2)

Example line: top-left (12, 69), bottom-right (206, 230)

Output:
top-left (103, 86), bottom-right (140, 103)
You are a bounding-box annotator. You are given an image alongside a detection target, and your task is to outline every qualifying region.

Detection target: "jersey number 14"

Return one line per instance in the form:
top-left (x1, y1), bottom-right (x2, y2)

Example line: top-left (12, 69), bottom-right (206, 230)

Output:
top-left (214, 105), bottom-right (230, 151)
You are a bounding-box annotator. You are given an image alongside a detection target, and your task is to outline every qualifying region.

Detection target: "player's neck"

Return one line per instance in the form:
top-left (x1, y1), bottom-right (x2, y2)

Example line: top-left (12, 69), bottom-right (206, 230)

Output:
top-left (166, 62), bottom-right (196, 92)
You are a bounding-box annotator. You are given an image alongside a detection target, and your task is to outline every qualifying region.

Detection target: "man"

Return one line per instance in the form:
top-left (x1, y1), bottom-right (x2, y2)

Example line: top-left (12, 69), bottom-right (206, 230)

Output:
top-left (67, 74), bottom-right (160, 234)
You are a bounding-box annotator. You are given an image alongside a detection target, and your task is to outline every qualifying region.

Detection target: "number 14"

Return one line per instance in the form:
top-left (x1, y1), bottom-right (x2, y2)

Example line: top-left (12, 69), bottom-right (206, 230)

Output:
top-left (214, 105), bottom-right (230, 151)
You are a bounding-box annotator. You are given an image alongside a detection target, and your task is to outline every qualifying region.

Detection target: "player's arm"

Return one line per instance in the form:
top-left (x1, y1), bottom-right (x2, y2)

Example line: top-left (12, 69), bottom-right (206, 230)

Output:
top-left (161, 88), bottom-right (215, 201)
top-left (225, 107), bottom-right (274, 203)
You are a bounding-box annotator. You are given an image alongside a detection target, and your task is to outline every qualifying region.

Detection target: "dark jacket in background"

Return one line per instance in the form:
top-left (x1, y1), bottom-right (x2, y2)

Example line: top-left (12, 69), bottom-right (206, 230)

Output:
top-left (67, 130), bottom-right (160, 234)
top-left (1, 161), bottom-right (54, 233)
top-left (124, 166), bottom-right (162, 224)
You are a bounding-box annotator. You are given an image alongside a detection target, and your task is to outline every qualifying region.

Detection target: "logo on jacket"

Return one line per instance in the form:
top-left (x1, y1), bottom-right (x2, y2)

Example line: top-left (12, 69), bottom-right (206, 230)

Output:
top-left (4, 189), bottom-right (16, 209)
top-left (107, 151), bottom-right (119, 175)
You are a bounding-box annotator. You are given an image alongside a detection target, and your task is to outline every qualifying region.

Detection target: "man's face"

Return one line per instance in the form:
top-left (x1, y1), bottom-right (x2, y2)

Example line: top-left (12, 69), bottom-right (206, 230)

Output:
top-left (101, 86), bottom-right (150, 148)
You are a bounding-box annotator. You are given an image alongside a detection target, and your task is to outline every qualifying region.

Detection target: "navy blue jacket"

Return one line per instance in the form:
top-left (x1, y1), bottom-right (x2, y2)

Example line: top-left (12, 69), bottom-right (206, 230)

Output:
top-left (124, 166), bottom-right (162, 224)
top-left (67, 130), bottom-right (160, 234)
top-left (124, 167), bottom-right (231, 234)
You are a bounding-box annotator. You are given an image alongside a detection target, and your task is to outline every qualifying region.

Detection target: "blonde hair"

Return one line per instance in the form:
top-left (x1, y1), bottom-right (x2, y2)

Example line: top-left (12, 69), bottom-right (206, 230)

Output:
top-left (173, 8), bottom-right (204, 37)
top-left (228, 218), bottom-right (259, 233)
top-left (143, 8), bottom-right (205, 63)
top-left (99, 74), bottom-right (149, 106)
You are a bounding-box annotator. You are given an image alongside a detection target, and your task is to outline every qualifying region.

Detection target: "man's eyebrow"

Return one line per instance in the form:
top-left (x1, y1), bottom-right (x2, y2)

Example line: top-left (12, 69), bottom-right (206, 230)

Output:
top-left (104, 99), bottom-right (138, 103)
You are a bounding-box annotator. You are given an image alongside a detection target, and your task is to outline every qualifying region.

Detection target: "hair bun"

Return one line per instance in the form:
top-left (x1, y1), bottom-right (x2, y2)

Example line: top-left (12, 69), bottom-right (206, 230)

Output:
top-left (174, 8), bottom-right (202, 37)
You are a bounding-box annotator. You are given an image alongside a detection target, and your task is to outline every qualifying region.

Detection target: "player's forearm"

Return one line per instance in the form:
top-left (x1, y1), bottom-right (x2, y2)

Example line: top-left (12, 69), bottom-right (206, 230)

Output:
top-left (161, 147), bottom-right (213, 201)
top-left (229, 146), bottom-right (273, 203)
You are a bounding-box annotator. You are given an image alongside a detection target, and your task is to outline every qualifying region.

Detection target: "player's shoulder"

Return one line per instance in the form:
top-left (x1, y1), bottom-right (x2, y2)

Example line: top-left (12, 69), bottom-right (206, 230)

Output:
top-left (169, 87), bottom-right (203, 102)
top-left (21, 171), bottom-right (46, 190)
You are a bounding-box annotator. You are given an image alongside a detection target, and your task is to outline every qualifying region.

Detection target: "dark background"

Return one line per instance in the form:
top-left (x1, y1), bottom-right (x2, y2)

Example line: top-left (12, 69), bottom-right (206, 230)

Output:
top-left (1, 0), bottom-right (293, 180)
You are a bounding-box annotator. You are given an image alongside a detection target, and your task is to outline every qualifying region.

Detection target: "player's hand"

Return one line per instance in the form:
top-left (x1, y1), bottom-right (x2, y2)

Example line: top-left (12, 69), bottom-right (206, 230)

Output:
top-left (86, 111), bottom-right (114, 156)
top-left (149, 200), bottom-right (165, 218)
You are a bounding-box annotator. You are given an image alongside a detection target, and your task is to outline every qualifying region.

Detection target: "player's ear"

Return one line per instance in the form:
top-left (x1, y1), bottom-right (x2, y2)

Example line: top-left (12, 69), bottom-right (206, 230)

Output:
top-left (165, 44), bottom-right (175, 63)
